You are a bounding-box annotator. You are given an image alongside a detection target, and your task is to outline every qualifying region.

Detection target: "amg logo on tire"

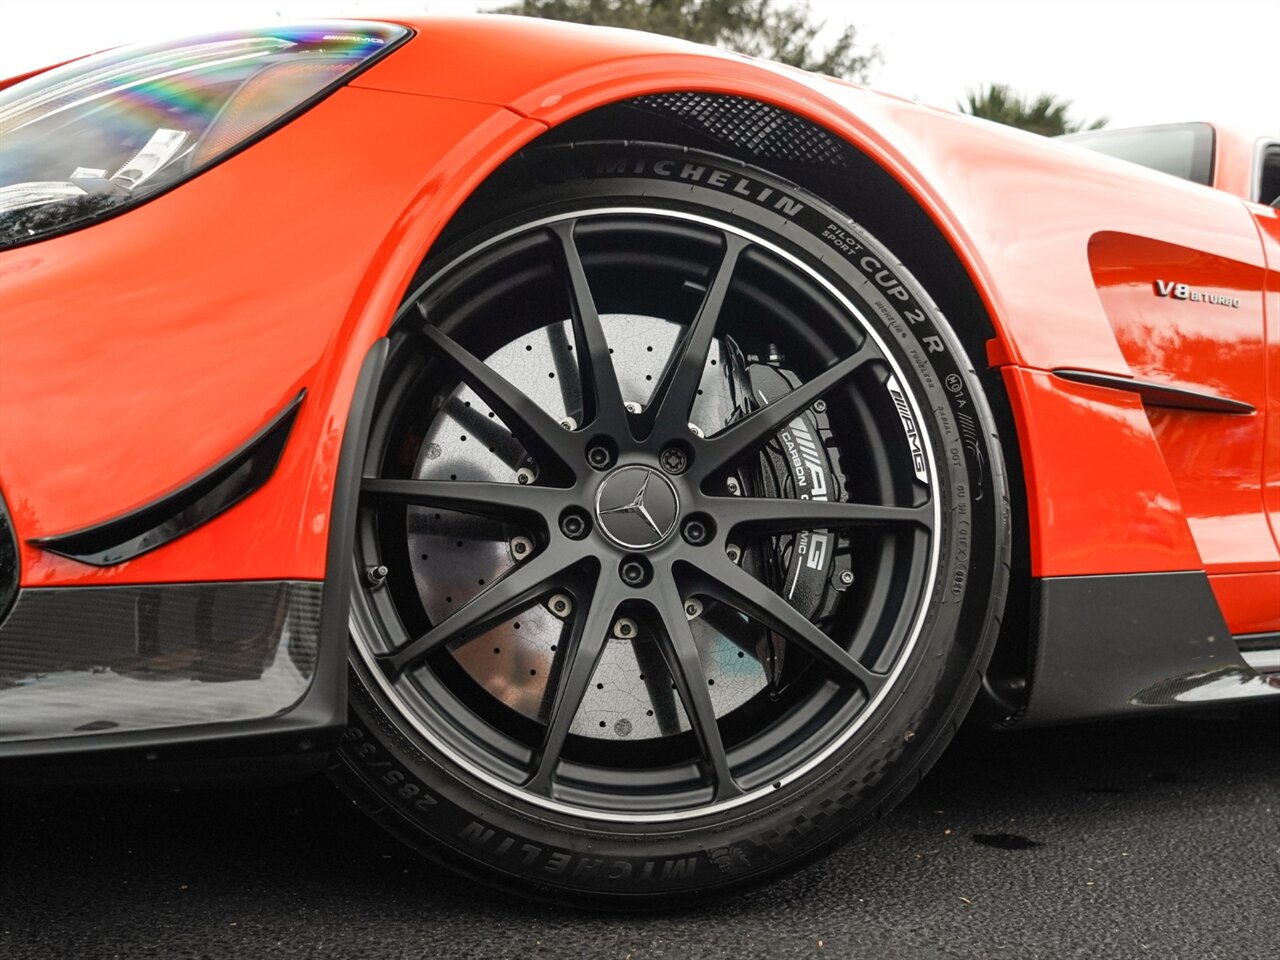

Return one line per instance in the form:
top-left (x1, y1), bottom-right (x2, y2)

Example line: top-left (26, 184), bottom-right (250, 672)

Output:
top-left (887, 376), bottom-right (929, 483)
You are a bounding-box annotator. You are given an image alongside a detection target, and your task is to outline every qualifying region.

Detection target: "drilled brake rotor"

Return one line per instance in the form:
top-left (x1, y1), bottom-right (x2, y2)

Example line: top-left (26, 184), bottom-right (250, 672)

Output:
top-left (407, 315), bottom-right (767, 740)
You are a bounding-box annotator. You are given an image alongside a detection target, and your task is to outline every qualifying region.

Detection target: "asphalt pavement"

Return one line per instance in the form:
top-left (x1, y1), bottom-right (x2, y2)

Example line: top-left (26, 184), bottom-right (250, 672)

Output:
top-left (3, 705), bottom-right (1277, 960)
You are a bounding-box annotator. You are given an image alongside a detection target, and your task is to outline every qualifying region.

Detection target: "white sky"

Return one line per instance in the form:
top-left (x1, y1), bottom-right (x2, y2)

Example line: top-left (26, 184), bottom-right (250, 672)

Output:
top-left (0, 0), bottom-right (1276, 132)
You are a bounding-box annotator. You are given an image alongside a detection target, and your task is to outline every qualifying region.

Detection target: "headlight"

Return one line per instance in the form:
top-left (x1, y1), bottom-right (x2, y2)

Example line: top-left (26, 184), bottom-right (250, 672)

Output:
top-left (0, 21), bottom-right (409, 248)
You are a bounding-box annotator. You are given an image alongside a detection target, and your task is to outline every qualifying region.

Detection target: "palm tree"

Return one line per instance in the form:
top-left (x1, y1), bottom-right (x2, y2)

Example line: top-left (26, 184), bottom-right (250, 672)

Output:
top-left (960, 83), bottom-right (1107, 136)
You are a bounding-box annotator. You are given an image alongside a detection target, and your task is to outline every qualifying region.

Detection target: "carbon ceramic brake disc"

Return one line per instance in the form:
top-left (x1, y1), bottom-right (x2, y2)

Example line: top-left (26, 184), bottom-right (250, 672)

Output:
top-left (406, 315), bottom-right (768, 741)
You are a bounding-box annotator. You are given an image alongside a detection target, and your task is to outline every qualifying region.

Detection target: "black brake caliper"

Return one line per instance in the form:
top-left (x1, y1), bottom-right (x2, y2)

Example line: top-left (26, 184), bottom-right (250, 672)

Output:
top-left (719, 340), bottom-right (853, 689)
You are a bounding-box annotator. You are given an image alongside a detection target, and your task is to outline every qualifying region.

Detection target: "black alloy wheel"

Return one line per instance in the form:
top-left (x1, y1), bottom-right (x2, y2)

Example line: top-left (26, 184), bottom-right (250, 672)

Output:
top-left (335, 142), bottom-right (1009, 904)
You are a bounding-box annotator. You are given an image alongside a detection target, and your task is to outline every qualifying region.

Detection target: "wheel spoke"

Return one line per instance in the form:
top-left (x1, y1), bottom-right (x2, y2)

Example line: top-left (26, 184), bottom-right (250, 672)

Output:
top-left (687, 557), bottom-right (885, 695)
top-left (696, 343), bottom-right (875, 475)
top-left (645, 235), bottom-right (747, 437)
top-left (526, 577), bottom-right (617, 794)
top-left (356, 209), bottom-right (944, 817)
top-left (654, 571), bottom-right (741, 800)
top-left (552, 222), bottom-right (628, 433)
top-left (361, 477), bottom-right (564, 526)
top-left (380, 552), bottom-right (566, 676)
top-left (712, 496), bottom-right (931, 536)
top-left (415, 321), bottom-right (576, 475)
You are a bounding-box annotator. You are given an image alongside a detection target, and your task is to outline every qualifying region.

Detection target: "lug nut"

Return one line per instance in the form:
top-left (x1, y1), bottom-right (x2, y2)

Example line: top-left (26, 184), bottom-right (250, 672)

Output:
top-left (586, 445), bottom-right (612, 469)
top-left (682, 518), bottom-right (709, 546)
top-left (620, 559), bottom-right (649, 586)
top-left (560, 511), bottom-right (588, 540)
top-left (366, 564), bottom-right (389, 587)
top-left (660, 446), bottom-right (688, 475)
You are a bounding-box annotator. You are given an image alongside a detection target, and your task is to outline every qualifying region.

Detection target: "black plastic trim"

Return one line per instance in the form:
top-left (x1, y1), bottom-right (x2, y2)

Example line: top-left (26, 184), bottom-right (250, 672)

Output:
top-left (0, 338), bottom-right (389, 764)
top-left (1, 580), bottom-right (322, 741)
top-left (1016, 571), bottom-right (1275, 726)
top-left (1052, 368), bottom-right (1255, 415)
top-left (1235, 632), bottom-right (1280, 653)
top-left (31, 391), bottom-right (305, 565)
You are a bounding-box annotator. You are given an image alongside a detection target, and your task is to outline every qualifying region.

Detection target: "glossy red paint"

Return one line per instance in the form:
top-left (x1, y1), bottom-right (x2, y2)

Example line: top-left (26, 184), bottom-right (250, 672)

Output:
top-left (1087, 232), bottom-right (1274, 576)
top-left (1212, 124), bottom-right (1261, 203)
top-left (1209, 572), bottom-right (1280, 635)
top-left (1000, 367), bottom-right (1203, 576)
top-left (1, 17), bottom-right (1276, 638)
top-left (1256, 206), bottom-right (1280, 556)
top-left (2, 85), bottom-right (543, 586)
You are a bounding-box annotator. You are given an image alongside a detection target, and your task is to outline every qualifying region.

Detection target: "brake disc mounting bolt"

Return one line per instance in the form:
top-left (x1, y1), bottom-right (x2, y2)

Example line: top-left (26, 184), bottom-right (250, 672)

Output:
top-left (726, 477), bottom-right (741, 496)
top-left (624, 401), bottom-right (642, 414)
top-left (684, 599), bottom-right (703, 620)
top-left (510, 536), bottom-right (533, 560)
top-left (813, 400), bottom-right (827, 414)
top-left (515, 467), bottom-right (535, 485)
top-left (559, 416), bottom-right (578, 431)
top-left (613, 618), bottom-right (638, 639)
top-left (838, 569), bottom-right (854, 586)
top-left (548, 594), bottom-right (573, 618)
top-left (726, 544), bottom-right (742, 564)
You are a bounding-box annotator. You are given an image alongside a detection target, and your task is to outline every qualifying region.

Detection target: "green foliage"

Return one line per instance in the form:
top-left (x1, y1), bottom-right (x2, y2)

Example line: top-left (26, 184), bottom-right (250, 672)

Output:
top-left (492, 0), bottom-right (881, 81)
top-left (959, 83), bottom-right (1107, 136)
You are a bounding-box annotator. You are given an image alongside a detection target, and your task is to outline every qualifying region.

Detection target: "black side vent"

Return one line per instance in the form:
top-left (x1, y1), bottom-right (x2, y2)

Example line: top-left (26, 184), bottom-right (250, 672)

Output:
top-left (31, 391), bottom-right (305, 567)
top-left (630, 93), bottom-right (852, 168)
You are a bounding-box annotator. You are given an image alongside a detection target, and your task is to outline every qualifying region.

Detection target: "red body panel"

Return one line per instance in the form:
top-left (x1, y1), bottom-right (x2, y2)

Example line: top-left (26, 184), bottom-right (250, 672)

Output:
top-left (1086, 232), bottom-right (1272, 576)
top-left (1212, 125), bottom-right (1260, 203)
top-left (1, 17), bottom-right (1275, 632)
top-left (1209, 571), bottom-right (1280, 634)
top-left (1000, 367), bottom-right (1203, 575)
top-left (2, 86), bottom-right (542, 585)
top-left (1257, 207), bottom-right (1280, 558)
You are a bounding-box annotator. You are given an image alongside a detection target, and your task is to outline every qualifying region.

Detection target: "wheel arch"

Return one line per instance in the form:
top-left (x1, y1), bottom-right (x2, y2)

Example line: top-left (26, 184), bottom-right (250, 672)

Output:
top-left (366, 89), bottom-right (1035, 721)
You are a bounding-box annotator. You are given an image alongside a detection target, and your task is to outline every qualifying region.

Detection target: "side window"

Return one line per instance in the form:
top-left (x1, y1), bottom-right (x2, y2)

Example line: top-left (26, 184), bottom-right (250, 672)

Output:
top-left (1256, 143), bottom-right (1280, 207)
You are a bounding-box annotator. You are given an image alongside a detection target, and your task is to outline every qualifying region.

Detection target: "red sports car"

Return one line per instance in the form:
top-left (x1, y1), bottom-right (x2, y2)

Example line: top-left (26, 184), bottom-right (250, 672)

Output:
top-left (1, 16), bottom-right (1277, 904)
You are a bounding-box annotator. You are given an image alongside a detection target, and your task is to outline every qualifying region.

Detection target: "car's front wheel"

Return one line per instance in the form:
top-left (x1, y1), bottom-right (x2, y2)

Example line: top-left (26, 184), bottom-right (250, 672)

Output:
top-left (331, 142), bottom-right (1009, 905)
